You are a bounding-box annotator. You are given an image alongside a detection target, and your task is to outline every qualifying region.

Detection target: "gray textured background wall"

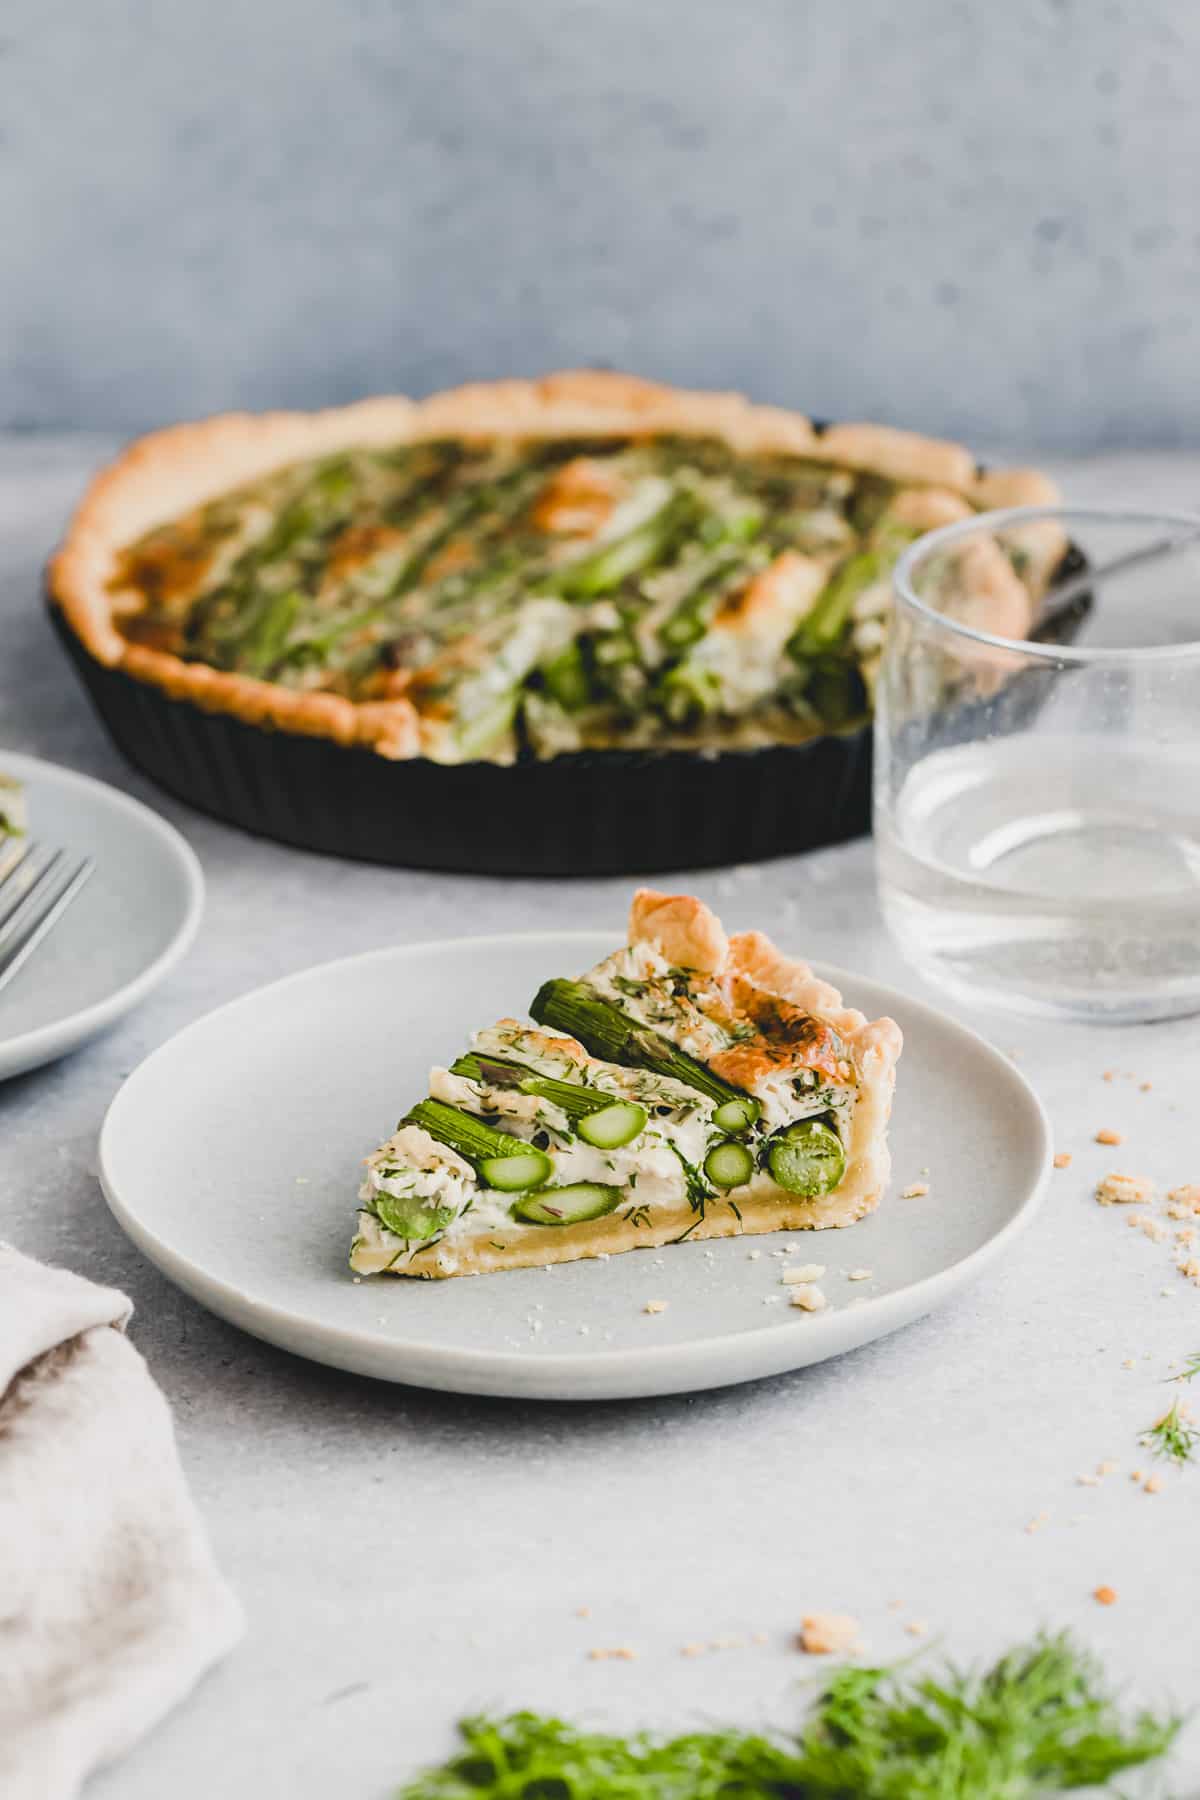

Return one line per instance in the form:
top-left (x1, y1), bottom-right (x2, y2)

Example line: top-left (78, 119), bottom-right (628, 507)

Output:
top-left (4, 0), bottom-right (1198, 448)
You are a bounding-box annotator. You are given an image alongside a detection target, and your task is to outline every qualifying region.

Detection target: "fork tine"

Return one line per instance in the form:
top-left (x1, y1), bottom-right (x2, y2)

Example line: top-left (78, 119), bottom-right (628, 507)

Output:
top-left (0, 844), bottom-right (67, 942)
top-left (0, 854), bottom-right (94, 996)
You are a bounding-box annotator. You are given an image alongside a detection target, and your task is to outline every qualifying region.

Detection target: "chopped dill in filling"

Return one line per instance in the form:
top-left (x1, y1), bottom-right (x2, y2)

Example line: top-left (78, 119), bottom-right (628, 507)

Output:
top-left (108, 432), bottom-right (997, 764)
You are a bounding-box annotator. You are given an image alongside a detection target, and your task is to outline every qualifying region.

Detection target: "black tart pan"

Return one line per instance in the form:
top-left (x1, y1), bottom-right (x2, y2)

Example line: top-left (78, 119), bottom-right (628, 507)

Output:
top-left (48, 540), bottom-right (1086, 880)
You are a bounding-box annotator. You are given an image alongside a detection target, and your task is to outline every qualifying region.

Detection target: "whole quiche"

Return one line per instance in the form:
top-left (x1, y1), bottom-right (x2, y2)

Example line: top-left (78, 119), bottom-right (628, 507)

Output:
top-left (50, 371), bottom-right (1061, 768)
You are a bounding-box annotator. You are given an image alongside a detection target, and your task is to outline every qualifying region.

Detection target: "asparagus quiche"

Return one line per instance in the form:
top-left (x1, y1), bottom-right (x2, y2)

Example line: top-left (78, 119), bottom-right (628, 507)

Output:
top-left (51, 372), bottom-right (1061, 766)
top-left (351, 889), bottom-right (902, 1277)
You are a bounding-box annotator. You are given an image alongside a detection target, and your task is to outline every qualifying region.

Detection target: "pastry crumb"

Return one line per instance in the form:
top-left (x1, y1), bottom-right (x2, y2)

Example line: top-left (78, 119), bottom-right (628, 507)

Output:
top-left (1139, 1081), bottom-right (1152, 1091)
top-left (905, 1619), bottom-right (929, 1637)
top-left (1095, 1128), bottom-right (1123, 1146)
top-left (1167, 1184), bottom-right (1200, 1212)
top-left (680, 1642), bottom-right (705, 1658)
top-left (1144, 1475), bottom-right (1164, 1495)
top-left (790, 1283), bottom-right (828, 1313)
top-left (1025, 1510), bottom-right (1050, 1534)
top-left (1097, 1460), bottom-right (1119, 1476)
top-left (1096, 1172), bottom-right (1154, 1206)
top-left (643, 1299), bottom-right (669, 1315)
top-left (1076, 1474), bottom-right (1100, 1487)
top-left (1094, 1585), bottom-right (1118, 1606)
top-left (847, 1268), bottom-right (873, 1282)
top-left (901, 1181), bottom-right (929, 1198)
top-left (799, 1613), bottom-right (860, 1655)
top-left (782, 1262), bottom-right (826, 1283)
top-left (589, 1646), bottom-right (637, 1661)
top-left (1053, 1152), bottom-right (1072, 1169)
top-left (576, 1606), bottom-right (591, 1618)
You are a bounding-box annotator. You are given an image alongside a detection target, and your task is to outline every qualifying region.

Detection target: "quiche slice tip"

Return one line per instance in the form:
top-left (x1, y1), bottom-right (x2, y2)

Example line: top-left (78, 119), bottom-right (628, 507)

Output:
top-left (350, 889), bottom-right (902, 1278)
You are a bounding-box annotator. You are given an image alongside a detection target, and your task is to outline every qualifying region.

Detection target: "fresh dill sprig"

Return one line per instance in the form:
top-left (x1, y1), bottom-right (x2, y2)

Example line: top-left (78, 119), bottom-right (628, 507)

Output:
top-left (1143, 1394), bottom-right (1199, 1466)
top-left (397, 1631), bottom-right (1179, 1798)
top-left (1172, 1349), bottom-right (1200, 1383)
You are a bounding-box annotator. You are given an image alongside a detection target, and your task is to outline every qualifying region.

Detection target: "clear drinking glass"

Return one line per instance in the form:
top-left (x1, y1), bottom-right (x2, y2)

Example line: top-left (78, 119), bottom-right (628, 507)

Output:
top-left (875, 506), bottom-right (1200, 1022)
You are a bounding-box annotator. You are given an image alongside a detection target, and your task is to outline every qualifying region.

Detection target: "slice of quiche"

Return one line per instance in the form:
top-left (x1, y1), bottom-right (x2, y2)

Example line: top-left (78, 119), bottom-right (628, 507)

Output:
top-left (350, 891), bottom-right (902, 1278)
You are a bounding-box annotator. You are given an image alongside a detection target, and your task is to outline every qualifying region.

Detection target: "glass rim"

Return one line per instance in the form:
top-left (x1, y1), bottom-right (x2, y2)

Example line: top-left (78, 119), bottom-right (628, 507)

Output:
top-left (892, 503), bottom-right (1200, 665)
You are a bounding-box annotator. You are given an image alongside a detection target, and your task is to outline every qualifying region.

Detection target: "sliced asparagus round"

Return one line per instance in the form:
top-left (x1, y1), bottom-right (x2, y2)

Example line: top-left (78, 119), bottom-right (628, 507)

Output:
top-left (405, 1097), bottom-right (552, 1192)
top-left (764, 1118), bottom-right (845, 1197)
top-left (450, 1053), bottom-right (648, 1149)
top-left (576, 1100), bottom-right (647, 1150)
top-left (373, 1193), bottom-right (456, 1241)
top-left (704, 1140), bottom-right (756, 1190)
top-left (531, 979), bottom-right (757, 1120)
top-left (712, 1095), bottom-right (760, 1135)
top-left (511, 1183), bottom-right (621, 1226)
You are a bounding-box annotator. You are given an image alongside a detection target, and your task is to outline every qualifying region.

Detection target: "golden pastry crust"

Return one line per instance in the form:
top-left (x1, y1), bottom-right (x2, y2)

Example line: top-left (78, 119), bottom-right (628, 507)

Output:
top-left (628, 886), bottom-right (730, 974)
top-left (48, 371), bottom-right (1060, 760)
top-left (349, 1180), bottom-right (881, 1277)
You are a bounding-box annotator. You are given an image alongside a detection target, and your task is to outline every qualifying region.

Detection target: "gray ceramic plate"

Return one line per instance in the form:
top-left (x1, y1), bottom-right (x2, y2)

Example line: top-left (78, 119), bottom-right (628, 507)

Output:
top-left (0, 753), bottom-right (204, 1082)
top-left (99, 932), bottom-right (1050, 1401)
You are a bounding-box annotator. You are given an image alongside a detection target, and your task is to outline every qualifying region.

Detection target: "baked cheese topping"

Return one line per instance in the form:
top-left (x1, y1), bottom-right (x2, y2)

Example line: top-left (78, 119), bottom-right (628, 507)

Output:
top-left (350, 889), bottom-right (902, 1279)
top-left (106, 433), bottom-right (1034, 765)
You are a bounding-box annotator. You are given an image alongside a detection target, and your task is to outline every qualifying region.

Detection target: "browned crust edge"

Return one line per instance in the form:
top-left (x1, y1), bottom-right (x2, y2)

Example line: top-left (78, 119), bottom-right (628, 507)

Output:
top-left (48, 370), bottom-right (1059, 761)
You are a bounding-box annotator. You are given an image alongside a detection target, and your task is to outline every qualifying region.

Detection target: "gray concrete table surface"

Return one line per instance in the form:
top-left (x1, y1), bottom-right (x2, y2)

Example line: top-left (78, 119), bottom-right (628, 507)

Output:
top-left (2, 439), bottom-right (1199, 1797)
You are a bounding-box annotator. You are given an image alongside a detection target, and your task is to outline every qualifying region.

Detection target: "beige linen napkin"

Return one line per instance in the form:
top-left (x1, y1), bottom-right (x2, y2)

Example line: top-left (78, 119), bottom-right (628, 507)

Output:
top-left (0, 1244), bottom-right (243, 1800)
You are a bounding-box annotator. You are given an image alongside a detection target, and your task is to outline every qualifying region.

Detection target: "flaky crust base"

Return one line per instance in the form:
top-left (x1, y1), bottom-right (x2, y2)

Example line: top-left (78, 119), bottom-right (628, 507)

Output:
top-left (48, 371), bottom-right (1059, 761)
top-left (349, 1180), bottom-right (881, 1277)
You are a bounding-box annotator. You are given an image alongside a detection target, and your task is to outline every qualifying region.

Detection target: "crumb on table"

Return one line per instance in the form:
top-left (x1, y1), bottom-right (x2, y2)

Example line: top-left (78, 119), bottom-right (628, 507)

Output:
top-left (1095, 1172), bottom-right (1154, 1206)
top-left (782, 1262), bottom-right (825, 1284)
top-left (643, 1299), bottom-right (669, 1315)
top-left (799, 1613), bottom-right (860, 1655)
top-left (1053, 1152), bottom-right (1072, 1169)
top-left (1095, 1128), bottom-right (1123, 1146)
top-left (901, 1181), bottom-right (929, 1198)
top-left (1093, 1585), bottom-right (1118, 1606)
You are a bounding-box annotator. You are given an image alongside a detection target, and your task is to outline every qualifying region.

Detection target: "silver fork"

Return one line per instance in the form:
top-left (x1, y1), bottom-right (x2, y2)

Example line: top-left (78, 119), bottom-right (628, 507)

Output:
top-left (0, 838), bottom-right (95, 997)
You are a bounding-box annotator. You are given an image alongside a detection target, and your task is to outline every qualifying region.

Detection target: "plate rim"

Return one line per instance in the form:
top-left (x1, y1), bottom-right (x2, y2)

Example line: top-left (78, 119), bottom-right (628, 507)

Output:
top-left (0, 751), bottom-right (205, 1078)
top-left (98, 931), bottom-right (1052, 1400)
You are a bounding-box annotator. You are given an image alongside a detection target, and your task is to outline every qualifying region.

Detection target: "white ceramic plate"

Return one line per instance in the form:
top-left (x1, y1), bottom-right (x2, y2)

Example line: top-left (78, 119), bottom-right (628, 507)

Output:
top-left (0, 753), bottom-right (204, 1082)
top-left (99, 932), bottom-right (1050, 1401)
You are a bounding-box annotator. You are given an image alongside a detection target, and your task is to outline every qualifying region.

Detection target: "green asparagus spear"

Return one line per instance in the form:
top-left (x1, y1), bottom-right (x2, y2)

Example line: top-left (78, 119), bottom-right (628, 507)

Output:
top-left (704, 1141), bottom-right (756, 1190)
top-left (372, 1192), bottom-right (457, 1241)
top-left (511, 1184), bottom-right (621, 1226)
top-left (530, 979), bottom-right (759, 1121)
top-left (764, 1118), bottom-right (845, 1196)
top-left (450, 1053), bottom-right (648, 1149)
top-left (553, 493), bottom-right (696, 598)
top-left (237, 588), bottom-right (303, 675)
top-left (788, 550), bottom-right (882, 657)
top-left (404, 1098), bottom-right (552, 1192)
top-left (541, 641), bottom-right (592, 711)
